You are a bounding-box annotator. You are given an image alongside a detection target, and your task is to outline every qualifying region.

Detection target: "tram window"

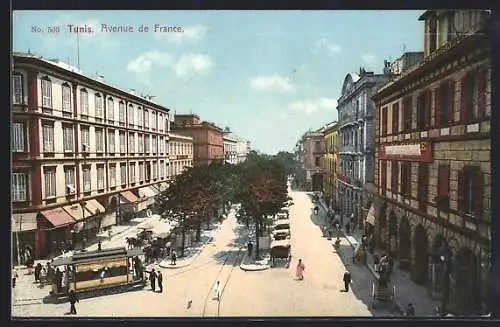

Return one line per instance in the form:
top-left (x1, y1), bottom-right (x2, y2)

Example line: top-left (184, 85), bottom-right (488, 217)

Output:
top-left (74, 265), bottom-right (128, 282)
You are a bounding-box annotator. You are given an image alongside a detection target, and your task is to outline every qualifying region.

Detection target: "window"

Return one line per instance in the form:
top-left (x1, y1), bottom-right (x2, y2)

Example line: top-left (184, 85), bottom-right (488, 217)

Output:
top-left (138, 134), bottom-right (144, 153)
top-left (42, 123), bottom-right (54, 152)
top-left (392, 102), bottom-right (399, 134)
top-left (128, 132), bottom-right (135, 153)
top-left (95, 94), bottom-right (103, 119)
top-left (119, 101), bottom-right (125, 124)
top-left (120, 164), bottom-right (127, 185)
top-left (159, 137), bottom-right (164, 153)
top-left (62, 124), bottom-right (74, 152)
top-left (380, 160), bottom-right (387, 190)
top-left (95, 128), bottom-right (104, 153)
top-left (44, 167), bottom-right (56, 198)
top-left (151, 111), bottom-right (157, 129)
top-left (418, 163), bottom-right (429, 212)
top-left (81, 126), bottom-right (90, 152)
top-left (128, 105), bottom-right (135, 126)
top-left (152, 161), bottom-right (157, 179)
top-left (461, 69), bottom-right (488, 122)
top-left (158, 114), bottom-right (163, 132)
top-left (80, 89), bottom-right (89, 116)
top-left (160, 160), bottom-right (165, 178)
top-left (402, 96), bottom-right (412, 131)
top-left (129, 163), bottom-right (136, 184)
top-left (12, 73), bottom-right (24, 104)
top-left (400, 162), bottom-right (411, 196)
top-left (109, 165), bottom-right (116, 187)
top-left (64, 167), bottom-right (75, 194)
top-left (152, 136), bottom-right (157, 154)
top-left (145, 162), bottom-right (151, 180)
top-left (429, 16), bottom-right (437, 53)
top-left (108, 130), bottom-right (115, 153)
top-left (62, 84), bottom-right (72, 115)
top-left (381, 106), bottom-right (388, 136)
top-left (144, 110), bottom-right (149, 128)
top-left (145, 135), bottom-right (150, 153)
top-left (12, 173), bottom-right (27, 201)
top-left (391, 161), bottom-right (399, 192)
top-left (315, 157), bottom-right (320, 167)
top-left (436, 81), bottom-right (455, 127)
top-left (119, 132), bottom-right (126, 153)
top-left (41, 78), bottom-right (52, 107)
top-left (107, 98), bottom-right (114, 121)
top-left (458, 166), bottom-right (483, 216)
top-left (314, 141), bottom-right (320, 152)
top-left (417, 90), bottom-right (431, 129)
top-left (12, 122), bottom-right (25, 152)
top-left (83, 166), bottom-right (91, 192)
top-left (164, 116), bottom-right (169, 132)
top-left (97, 165), bottom-right (105, 190)
top-left (139, 162), bottom-right (144, 181)
top-left (137, 108), bottom-right (143, 127)
top-left (437, 164), bottom-right (450, 210)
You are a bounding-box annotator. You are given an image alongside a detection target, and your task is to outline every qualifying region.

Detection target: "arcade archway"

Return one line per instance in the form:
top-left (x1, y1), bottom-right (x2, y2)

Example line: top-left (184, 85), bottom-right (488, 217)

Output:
top-left (454, 247), bottom-right (480, 315)
top-left (412, 224), bottom-right (429, 285)
top-left (398, 216), bottom-right (411, 270)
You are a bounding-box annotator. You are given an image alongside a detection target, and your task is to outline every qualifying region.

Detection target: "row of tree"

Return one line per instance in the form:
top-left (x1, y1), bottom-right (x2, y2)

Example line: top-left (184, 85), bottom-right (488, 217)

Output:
top-left (154, 151), bottom-right (296, 258)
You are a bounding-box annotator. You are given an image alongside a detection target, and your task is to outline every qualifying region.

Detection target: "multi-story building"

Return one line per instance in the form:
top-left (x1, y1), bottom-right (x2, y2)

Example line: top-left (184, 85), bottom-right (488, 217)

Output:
top-left (322, 121), bottom-right (339, 210)
top-left (222, 129), bottom-right (238, 165)
top-left (235, 136), bottom-right (251, 164)
top-left (12, 53), bottom-right (172, 260)
top-left (168, 133), bottom-right (194, 176)
top-left (370, 10), bottom-right (491, 315)
top-left (171, 114), bottom-right (224, 166)
top-left (295, 129), bottom-right (325, 192)
top-left (337, 68), bottom-right (390, 227)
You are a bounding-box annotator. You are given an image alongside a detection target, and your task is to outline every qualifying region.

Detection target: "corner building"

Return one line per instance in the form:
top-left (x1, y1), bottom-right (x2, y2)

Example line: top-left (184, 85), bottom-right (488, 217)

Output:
top-left (12, 53), bottom-right (171, 260)
top-left (371, 10), bottom-right (491, 315)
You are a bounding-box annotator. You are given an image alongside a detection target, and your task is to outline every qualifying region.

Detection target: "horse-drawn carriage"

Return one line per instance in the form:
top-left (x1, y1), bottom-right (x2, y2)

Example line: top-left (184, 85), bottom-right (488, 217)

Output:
top-left (371, 274), bottom-right (397, 309)
top-left (272, 229), bottom-right (290, 241)
top-left (270, 240), bottom-right (291, 268)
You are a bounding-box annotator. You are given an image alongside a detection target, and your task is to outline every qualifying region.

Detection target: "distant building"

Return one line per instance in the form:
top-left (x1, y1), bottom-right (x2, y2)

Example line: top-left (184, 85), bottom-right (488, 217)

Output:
top-left (389, 52), bottom-right (424, 75)
top-left (295, 129), bottom-right (325, 192)
top-left (12, 53), bottom-right (171, 260)
top-left (168, 133), bottom-right (194, 176)
top-left (322, 121), bottom-right (339, 210)
top-left (222, 129), bottom-right (238, 165)
top-left (171, 114), bottom-right (224, 166)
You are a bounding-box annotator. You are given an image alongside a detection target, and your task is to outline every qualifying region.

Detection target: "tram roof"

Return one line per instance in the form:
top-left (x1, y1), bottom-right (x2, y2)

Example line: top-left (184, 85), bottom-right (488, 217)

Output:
top-left (50, 247), bottom-right (144, 266)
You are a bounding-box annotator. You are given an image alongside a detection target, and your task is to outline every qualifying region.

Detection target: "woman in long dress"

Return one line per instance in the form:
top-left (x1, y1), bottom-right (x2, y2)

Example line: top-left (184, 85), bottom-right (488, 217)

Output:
top-left (296, 259), bottom-right (305, 280)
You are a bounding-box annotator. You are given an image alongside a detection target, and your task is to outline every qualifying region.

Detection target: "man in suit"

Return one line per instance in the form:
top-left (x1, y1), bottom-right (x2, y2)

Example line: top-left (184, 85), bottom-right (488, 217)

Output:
top-left (157, 271), bottom-right (163, 293)
top-left (343, 271), bottom-right (352, 292)
top-left (149, 269), bottom-right (157, 292)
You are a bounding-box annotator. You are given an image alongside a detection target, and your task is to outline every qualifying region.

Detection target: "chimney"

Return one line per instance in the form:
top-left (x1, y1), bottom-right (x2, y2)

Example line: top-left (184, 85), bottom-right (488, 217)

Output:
top-left (97, 75), bottom-right (104, 83)
top-left (129, 89), bottom-right (136, 95)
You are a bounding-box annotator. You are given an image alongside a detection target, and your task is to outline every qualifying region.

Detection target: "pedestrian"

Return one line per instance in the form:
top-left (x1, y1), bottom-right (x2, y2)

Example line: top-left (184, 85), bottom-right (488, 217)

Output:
top-left (68, 289), bottom-right (79, 314)
top-left (62, 269), bottom-right (69, 294)
top-left (97, 241), bottom-right (102, 252)
top-left (296, 259), bottom-right (306, 280)
top-left (34, 263), bottom-right (42, 283)
top-left (213, 280), bottom-right (220, 300)
top-left (157, 270), bottom-right (163, 293)
top-left (406, 303), bottom-right (415, 316)
top-left (108, 230), bottom-right (112, 241)
top-left (12, 269), bottom-right (18, 288)
top-left (345, 222), bottom-right (351, 234)
top-left (343, 271), bottom-right (352, 292)
top-left (247, 241), bottom-right (253, 256)
top-left (314, 205), bottom-right (319, 215)
top-left (171, 250), bottom-right (177, 265)
top-left (149, 268), bottom-right (157, 292)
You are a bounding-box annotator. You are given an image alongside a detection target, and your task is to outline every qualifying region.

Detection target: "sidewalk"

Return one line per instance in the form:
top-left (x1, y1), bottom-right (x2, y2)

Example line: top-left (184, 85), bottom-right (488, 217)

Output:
top-left (315, 199), bottom-right (438, 316)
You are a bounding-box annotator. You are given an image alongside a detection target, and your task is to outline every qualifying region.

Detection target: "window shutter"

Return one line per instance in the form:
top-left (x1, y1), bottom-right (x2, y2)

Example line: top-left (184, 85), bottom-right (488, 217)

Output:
top-left (391, 161), bottom-right (398, 191)
top-left (476, 70), bottom-right (487, 119)
top-left (448, 81), bottom-right (455, 123)
top-left (416, 94), bottom-right (421, 129)
top-left (460, 76), bottom-right (469, 122)
top-left (457, 169), bottom-right (465, 211)
top-left (426, 90), bottom-right (432, 127)
top-left (438, 165), bottom-right (450, 196)
top-left (434, 88), bottom-right (440, 127)
top-left (475, 169), bottom-right (483, 217)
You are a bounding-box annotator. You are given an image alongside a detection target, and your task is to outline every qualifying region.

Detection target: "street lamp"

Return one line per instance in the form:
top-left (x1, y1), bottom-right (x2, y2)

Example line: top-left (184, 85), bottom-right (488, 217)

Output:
top-left (439, 245), bottom-right (451, 316)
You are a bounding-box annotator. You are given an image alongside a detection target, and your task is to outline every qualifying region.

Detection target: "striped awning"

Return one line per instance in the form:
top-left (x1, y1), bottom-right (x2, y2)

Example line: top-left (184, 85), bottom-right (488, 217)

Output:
top-left (12, 213), bottom-right (38, 232)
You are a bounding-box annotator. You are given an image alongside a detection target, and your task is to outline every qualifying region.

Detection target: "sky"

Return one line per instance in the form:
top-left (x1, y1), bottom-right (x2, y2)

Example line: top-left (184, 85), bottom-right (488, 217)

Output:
top-left (13, 10), bottom-right (424, 154)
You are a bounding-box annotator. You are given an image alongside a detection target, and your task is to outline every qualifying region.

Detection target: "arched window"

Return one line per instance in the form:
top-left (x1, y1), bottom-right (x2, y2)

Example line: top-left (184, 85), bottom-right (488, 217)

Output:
top-left (118, 101), bottom-right (125, 124)
top-left (41, 76), bottom-right (52, 108)
top-left (61, 83), bottom-right (72, 115)
top-left (12, 72), bottom-right (24, 104)
top-left (107, 97), bottom-right (114, 121)
top-left (95, 93), bottom-right (103, 118)
top-left (80, 88), bottom-right (89, 116)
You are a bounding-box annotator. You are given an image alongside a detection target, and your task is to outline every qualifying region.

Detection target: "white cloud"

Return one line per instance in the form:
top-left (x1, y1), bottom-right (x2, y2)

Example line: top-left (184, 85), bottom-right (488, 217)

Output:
top-left (154, 25), bottom-right (208, 43)
top-left (249, 75), bottom-right (296, 92)
top-left (316, 39), bottom-right (342, 56)
top-left (288, 97), bottom-right (338, 115)
top-left (361, 54), bottom-right (377, 65)
top-left (126, 50), bottom-right (174, 75)
top-left (173, 53), bottom-right (214, 78)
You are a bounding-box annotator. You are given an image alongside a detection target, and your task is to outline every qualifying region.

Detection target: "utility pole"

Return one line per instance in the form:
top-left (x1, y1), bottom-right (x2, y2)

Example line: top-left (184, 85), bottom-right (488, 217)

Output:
top-left (16, 215), bottom-right (22, 265)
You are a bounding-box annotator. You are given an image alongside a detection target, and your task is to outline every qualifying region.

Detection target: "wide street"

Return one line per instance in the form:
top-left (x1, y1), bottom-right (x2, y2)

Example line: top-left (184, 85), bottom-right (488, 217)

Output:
top-left (13, 190), bottom-right (395, 317)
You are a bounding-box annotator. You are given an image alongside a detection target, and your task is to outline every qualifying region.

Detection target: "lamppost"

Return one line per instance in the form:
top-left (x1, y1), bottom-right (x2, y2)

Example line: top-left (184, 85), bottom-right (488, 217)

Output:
top-left (439, 245), bottom-right (451, 316)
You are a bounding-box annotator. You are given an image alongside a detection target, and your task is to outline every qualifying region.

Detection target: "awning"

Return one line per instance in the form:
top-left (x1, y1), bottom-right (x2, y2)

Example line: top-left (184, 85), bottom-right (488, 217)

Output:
top-left (121, 190), bottom-right (139, 203)
top-left (63, 204), bottom-right (86, 221)
top-left (12, 213), bottom-right (38, 232)
top-left (85, 199), bottom-right (105, 215)
top-left (365, 205), bottom-right (376, 225)
top-left (100, 212), bottom-right (116, 228)
top-left (138, 186), bottom-right (157, 199)
top-left (41, 208), bottom-right (75, 228)
top-left (149, 184), bottom-right (161, 193)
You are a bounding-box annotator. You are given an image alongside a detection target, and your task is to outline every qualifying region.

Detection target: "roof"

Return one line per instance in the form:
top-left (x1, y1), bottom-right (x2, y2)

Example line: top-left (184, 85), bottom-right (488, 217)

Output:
top-left (168, 133), bottom-right (193, 141)
top-left (13, 52), bottom-right (169, 112)
top-left (51, 247), bottom-right (144, 266)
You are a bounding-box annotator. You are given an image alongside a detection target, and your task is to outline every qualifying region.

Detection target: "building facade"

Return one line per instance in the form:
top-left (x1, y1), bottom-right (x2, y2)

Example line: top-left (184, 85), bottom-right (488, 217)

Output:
top-left (296, 129), bottom-right (325, 192)
top-left (223, 132), bottom-right (238, 165)
top-left (168, 133), bottom-right (194, 176)
top-left (337, 69), bottom-right (390, 227)
top-left (12, 53), bottom-right (171, 260)
top-left (322, 122), bottom-right (339, 210)
top-left (370, 10), bottom-right (491, 315)
top-left (235, 136), bottom-right (250, 163)
top-left (171, 114), bottom-right (224, 166)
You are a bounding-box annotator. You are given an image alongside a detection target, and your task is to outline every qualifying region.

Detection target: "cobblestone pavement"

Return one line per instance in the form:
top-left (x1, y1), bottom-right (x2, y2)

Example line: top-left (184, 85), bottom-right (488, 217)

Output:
top-left (219, 191), bottom-right (398, 317)
top-left (12, 212), bottom-right (243, 317)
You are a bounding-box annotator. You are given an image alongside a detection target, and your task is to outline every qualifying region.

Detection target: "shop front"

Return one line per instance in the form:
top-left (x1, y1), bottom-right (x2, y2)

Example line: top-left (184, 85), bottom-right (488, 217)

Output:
top-left (12, 213), bottom-right (38, 265)
top-left (36, 207), bottom-right (76, 258)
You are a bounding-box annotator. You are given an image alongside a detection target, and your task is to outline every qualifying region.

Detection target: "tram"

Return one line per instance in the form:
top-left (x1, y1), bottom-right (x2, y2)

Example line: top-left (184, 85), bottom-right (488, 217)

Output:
top-left (49, 246), bottom-right (146, 297)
